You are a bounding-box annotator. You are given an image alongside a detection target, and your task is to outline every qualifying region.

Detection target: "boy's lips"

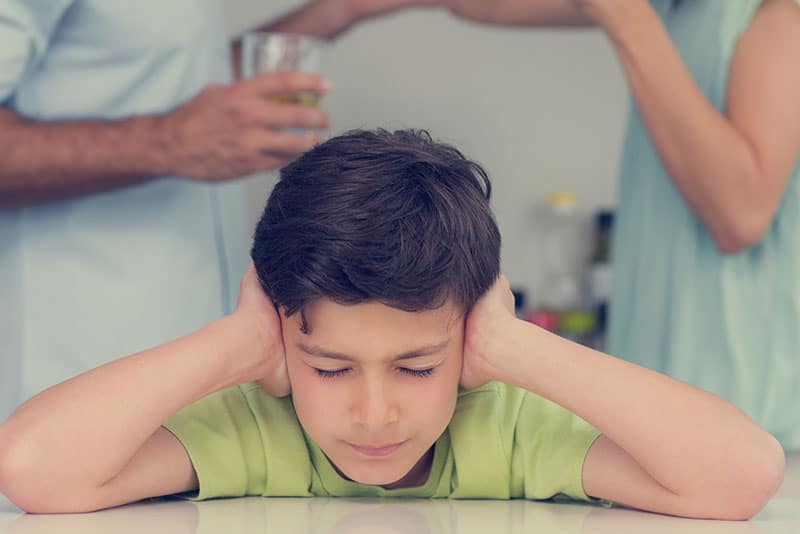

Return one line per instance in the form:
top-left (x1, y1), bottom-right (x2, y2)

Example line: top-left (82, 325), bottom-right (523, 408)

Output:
top-left (348, 441), bottom-right (406, 457)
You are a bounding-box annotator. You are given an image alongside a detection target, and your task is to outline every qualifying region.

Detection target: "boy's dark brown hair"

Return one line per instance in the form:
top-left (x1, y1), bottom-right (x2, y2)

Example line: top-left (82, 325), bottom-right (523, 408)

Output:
top-left (251, 129), bottom-right (501, 330)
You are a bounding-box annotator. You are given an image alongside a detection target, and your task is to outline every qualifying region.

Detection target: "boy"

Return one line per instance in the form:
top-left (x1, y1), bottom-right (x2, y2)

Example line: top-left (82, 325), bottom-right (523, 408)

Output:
top-left (0, 129), bottom-right (784, 518)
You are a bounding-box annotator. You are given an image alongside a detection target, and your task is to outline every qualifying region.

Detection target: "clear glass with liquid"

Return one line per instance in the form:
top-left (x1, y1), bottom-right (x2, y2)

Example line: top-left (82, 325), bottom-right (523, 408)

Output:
top-left (241, 32), bottom-right (325, 108)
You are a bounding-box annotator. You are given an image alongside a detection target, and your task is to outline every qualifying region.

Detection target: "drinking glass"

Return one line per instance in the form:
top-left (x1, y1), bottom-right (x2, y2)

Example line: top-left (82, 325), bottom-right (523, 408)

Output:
top-left (241, 32), bottom-right (326, 107)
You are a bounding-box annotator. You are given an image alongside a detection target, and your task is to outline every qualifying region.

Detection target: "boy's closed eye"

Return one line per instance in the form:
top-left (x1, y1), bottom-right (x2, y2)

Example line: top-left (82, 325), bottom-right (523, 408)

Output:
top-left (312, 367), bottom-right (436, 379)
top-left (297, 340), bottom-right (450, 380)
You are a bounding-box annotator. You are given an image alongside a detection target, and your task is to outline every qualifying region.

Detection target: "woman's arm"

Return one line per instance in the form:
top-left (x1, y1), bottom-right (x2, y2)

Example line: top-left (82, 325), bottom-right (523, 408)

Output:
top-left (231, 0), bottom-right (443, 77)
top-left (0, 267), bottom-right (286, 513)
top-left (462, 277), bottom-right (785, 520)
top-left (413, 0), bottom-right (800, 253)
top-left (444, 0), bottom-right (593, 26)
top-left (593, 0), bottom-right (800, 254)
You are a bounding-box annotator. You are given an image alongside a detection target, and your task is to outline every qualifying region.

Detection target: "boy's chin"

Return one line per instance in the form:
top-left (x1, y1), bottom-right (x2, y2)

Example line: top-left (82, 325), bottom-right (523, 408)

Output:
top-left (335, 459), bottom-right (413, 487)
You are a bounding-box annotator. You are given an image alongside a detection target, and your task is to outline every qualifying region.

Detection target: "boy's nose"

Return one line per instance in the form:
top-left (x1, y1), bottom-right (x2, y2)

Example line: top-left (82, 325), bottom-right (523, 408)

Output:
top-left (351, 381), bottom-right (399, 429)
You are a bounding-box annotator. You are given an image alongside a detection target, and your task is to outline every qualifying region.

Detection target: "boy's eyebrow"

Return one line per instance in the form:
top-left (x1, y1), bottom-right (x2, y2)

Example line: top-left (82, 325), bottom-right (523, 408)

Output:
top-left (297, 340), bottom-right (450, 362)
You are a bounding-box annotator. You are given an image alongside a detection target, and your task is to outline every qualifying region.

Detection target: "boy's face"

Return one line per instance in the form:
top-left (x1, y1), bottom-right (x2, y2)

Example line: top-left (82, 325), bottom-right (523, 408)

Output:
top-left (281, 298), bottom-right (464, 488)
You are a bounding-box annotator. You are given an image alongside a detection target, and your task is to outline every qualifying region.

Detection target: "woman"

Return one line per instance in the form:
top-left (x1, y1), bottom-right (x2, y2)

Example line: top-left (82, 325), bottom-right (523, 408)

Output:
top-left (445, 0), bottom-right (800, 449)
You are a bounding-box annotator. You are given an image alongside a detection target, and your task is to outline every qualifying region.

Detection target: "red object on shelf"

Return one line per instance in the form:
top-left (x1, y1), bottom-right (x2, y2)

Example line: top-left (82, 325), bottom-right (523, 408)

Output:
top-left (525, 310), bottom-right (560, 332)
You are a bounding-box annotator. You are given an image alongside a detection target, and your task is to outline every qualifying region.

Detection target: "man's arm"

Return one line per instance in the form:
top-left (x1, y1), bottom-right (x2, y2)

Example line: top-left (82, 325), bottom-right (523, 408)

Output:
top-left (0, 73), bottom-right (330, 209)
top-left (0, 109), bottom-right (166, 208)
top-left (0, 268), bottom-right (286, 513)
top-left (462, 277), bottom-right (785, 520)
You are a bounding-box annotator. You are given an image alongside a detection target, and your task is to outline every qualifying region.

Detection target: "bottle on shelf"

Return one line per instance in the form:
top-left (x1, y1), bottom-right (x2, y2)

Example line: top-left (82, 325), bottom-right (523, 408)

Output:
top-left (536, 191), bottom-right (587, 313)
top-left (511, 287), bottom-right (527, 319)
top-left (558, 310), bottom-right (597, 347)
top-left (586, 209), bottom-right (614, 350)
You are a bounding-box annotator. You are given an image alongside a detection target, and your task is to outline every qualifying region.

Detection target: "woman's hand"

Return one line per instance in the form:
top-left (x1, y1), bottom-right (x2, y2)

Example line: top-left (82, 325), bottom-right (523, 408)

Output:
top-left (443, 0), bottom-right (593, 27)
top-left (568, 0), bottom-right (650, 32)
top-left (460, 275), bottom-right (517, 390)
top-left (234, 264), bottom-right (291, 397)
top-left (347, 0), bottom-right (442, 19)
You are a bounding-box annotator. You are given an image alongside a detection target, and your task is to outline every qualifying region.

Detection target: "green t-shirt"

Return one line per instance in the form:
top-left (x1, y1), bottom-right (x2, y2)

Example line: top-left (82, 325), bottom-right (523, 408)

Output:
top-left (163, 381), bottom-right (601, 502)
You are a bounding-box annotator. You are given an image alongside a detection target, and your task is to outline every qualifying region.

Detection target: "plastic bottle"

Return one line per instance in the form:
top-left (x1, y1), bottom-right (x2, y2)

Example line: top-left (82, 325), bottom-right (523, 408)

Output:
top-left (558, 310), bottom-right (597, 346)
top-left (536, 192), bottom-right (587, 313)
top-left (586, 210), bottom-right (614, 350)
top-left (511, 287), bottom-right (527, 318)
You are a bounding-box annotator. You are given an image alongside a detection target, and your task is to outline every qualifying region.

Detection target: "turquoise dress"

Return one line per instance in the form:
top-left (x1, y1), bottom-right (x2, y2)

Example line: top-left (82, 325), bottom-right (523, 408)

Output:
top-left (609, 0), bottom-right (800, 450)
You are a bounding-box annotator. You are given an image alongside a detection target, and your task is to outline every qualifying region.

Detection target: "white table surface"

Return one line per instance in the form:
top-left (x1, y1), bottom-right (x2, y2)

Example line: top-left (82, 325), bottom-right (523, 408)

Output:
top-left (2, 455), bottom-right (798, 533)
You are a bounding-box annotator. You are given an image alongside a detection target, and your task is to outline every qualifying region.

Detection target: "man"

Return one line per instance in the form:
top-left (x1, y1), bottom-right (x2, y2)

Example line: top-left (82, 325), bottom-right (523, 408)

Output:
top-left (0, 0), bottom-right (440, 420)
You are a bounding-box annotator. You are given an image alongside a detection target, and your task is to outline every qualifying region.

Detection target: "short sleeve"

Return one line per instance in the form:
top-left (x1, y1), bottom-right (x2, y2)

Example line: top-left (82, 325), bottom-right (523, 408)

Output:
top-left (163, 386), bottom-right (268, 501)
top-left (511, 392), bottom-right (602, 502)
top-left (0, 0), bottom-right (75, 103)
top-left (722, 0), bottom-right (769, 52)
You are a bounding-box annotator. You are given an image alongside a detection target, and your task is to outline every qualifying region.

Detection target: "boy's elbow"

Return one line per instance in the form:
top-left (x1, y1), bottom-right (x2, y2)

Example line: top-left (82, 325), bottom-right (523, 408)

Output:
top-left (0, 429), bottom-right (88, 514)
top-left (0, 460), bottom-right (95, 514)
top-left (720, 435), bottom-right (785, 520)
top-left (0, 432), bottom-right (44, 513)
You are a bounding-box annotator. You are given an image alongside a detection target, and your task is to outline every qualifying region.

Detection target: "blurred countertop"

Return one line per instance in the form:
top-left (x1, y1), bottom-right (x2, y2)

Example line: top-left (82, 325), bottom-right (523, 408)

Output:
top-left (1, 454), bottom-right (798, 534)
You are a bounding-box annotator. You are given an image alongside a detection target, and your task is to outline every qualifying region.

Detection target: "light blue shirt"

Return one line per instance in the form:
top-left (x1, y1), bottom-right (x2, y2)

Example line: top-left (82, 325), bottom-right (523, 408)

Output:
top-left (610, 0), bottom-right (800, 450)
top-left (0, 0), bottom-right (251, 420)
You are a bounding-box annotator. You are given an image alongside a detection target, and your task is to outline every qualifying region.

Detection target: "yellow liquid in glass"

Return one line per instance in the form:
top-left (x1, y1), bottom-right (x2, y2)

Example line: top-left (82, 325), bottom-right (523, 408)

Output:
top-left (272, 94), bottom-right (320, 107)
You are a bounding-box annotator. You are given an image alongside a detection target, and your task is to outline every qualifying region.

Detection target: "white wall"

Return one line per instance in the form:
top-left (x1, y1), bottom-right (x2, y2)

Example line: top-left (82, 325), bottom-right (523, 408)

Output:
top-left (224, 3), bottom-right (629, 307)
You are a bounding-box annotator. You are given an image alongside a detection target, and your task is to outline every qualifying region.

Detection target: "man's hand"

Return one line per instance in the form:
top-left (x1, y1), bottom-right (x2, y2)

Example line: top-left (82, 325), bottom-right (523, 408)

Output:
top-left (159, 71), bottom-right (331, 181)
top-left (234, 265), bottom-right (291, 397)
top-left (460, 274), bottom-right (517, 390)
top-left (0, 72), bottom-right (329, 207)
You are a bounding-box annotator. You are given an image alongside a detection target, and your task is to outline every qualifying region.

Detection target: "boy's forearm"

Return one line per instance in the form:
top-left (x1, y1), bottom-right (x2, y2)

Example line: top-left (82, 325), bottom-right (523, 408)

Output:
top-left (494, 319), bottom-right (782, 499)
top-left (0, 109), bottom-right (171, 208)
top-left (0, 315), bottom-right (256, 493)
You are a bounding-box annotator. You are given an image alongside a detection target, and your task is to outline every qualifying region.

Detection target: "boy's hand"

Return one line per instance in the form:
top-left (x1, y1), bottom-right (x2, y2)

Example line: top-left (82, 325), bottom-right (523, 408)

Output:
top-left (235, 264), bottom-right (291, 397)
top-left (460, 275), bottom-right (517, 390)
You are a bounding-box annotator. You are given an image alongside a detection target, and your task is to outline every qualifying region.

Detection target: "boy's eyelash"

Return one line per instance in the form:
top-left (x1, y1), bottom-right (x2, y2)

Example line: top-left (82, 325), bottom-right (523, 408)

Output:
top-left (314, 368), bottom-right (350, 378)
top-left (400, 368), bottom-right (435, 378)
top-left (313, 368), bottom-right (435, 379)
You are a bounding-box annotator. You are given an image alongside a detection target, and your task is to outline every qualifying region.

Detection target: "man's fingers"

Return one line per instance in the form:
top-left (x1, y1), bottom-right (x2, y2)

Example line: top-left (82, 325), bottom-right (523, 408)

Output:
top-left (243, 130), bottom-right (320, 158)
top-left (263, 131), bottom-right (321, 156)
top-left (237, 70), bottom-right (331, 99)
top-left (236, 101), bottom-right (330, 130)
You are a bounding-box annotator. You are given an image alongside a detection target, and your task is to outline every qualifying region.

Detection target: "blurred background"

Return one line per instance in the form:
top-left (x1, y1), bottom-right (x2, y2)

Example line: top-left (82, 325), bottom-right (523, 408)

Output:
top-left (226, 0), bottom-right (628, 336)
